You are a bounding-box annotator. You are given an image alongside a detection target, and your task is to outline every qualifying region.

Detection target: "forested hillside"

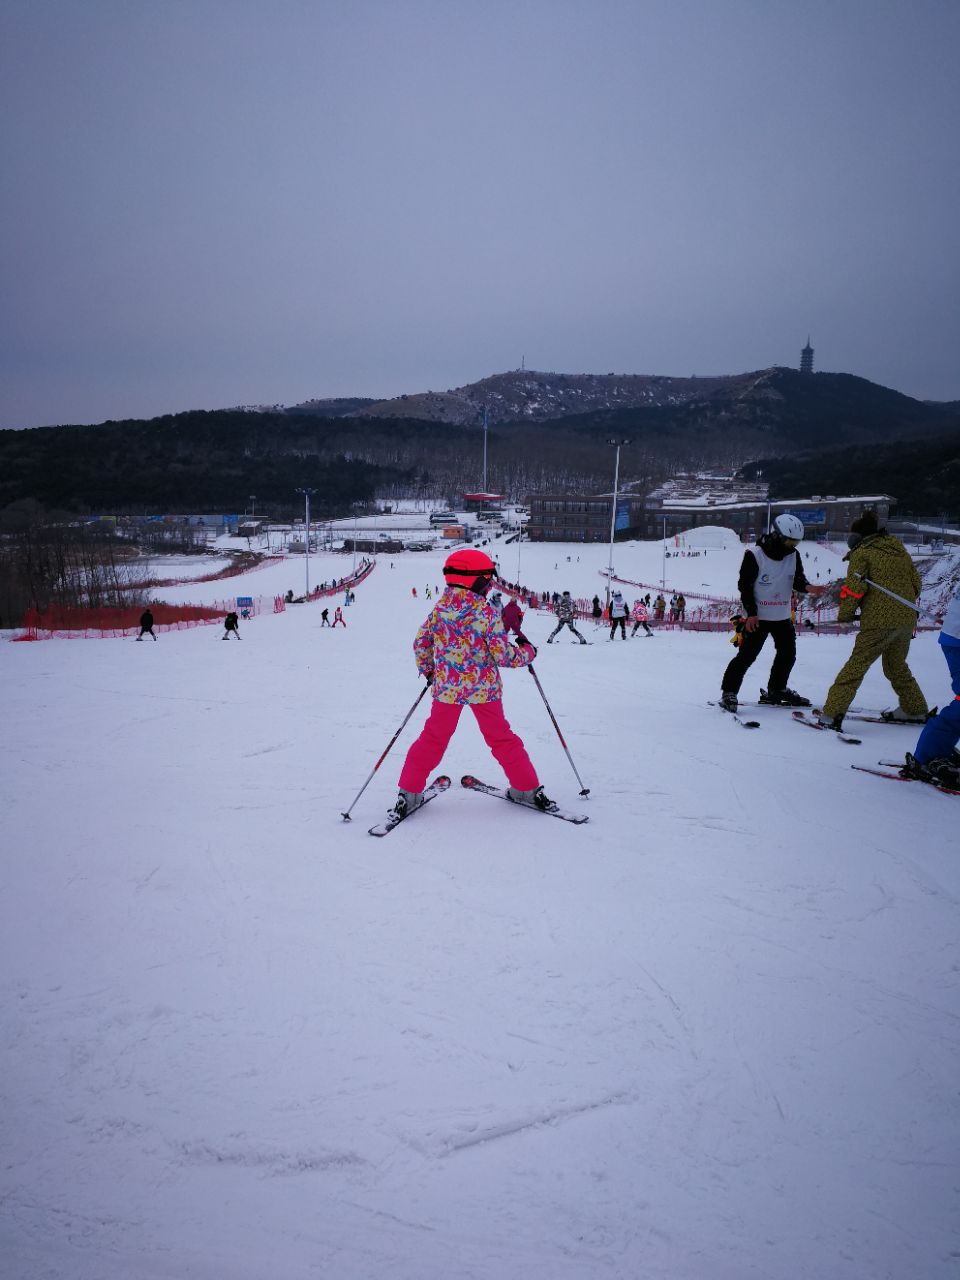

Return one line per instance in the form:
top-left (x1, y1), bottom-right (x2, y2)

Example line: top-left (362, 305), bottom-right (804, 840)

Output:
top-left (740, 429), bottom-right (960, 520)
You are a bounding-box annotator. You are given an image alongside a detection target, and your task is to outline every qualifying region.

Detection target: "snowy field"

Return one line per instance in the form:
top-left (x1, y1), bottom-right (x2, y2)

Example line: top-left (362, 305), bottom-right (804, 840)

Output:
top-left (2, 532), bottom-right (959, 1280)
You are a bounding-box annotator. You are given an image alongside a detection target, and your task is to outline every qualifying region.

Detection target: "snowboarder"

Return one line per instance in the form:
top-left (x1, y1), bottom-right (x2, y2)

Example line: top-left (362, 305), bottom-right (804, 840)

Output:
top-left (718, 513), bottom-right (826, 713)
top-left (137, 608), bottom-right (156, 641)
top-left (609, 592), bottom-right (628, 640)
top-left (902, 581), bottom-right (960, 786)
top-left (630, 599), bottom-right (653, 637)
top-left (390, 549), bottom-right (553, 820)
top-left (547, 591), bottom-right (588, 644)
top-left (817, 511), bottom-right (928, 732)
top-left (223, 611), bottom-right (240, 639)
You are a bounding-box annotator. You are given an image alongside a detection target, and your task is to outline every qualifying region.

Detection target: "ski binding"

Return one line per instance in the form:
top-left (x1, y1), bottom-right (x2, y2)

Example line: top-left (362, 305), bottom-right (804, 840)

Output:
top-left (368, 774), bottom-right (451, 836)
top-left (460, 775), bottom-right (589, 823)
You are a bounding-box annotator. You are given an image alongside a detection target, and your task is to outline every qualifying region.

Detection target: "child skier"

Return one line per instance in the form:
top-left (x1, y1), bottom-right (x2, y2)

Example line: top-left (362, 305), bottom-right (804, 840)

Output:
top-left (631, 599), bottom-right (653, 637)
top-left (547, 591), bottom-right (588, 644)
top-left (391, 549), bottom-right (554, 819)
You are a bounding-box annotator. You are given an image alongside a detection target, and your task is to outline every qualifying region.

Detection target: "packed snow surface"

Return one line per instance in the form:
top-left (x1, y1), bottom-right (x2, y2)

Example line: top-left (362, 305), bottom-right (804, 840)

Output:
top-left (2, 535), bottom-right (958, 1280)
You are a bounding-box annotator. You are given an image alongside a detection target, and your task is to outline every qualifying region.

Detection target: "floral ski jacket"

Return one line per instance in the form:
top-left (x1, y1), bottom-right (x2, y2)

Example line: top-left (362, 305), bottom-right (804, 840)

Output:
top-left (413, 587), bottom-right (534, 704)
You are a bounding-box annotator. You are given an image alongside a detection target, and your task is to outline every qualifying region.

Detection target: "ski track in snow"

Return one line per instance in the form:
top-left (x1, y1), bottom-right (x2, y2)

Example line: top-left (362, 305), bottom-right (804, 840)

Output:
top-left (2, 532), bottom-right (959, 1280)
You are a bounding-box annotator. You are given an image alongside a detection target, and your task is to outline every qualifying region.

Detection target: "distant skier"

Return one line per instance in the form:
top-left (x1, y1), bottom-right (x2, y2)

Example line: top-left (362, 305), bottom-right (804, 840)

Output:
top-left (501, 596), bottom-right (524, 638)
top-left (631, 599), bottom-right (653, 637)
top-left (676, 594), bottom-right (687, 623)
top-left (609, 592), bottom-right (628, 640)
top-left (390, 549), bottom-right (553, 821)
top-left (137, 608), bottom-right (157, 641)
top-left (718, 513), bottom-right (826, 713)
top-left (654, 594), bottom-right (666, 622)
top-left (547, 591), bottom-right (588, 644)
top-left (223, 611), bottom-right (240, 639)
top-left (591, 595), bottom-right (603, 626)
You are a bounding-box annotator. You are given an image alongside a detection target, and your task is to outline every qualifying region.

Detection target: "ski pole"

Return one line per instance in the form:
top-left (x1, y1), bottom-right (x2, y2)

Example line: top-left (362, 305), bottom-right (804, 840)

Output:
top-left (850, 572), bottom-right (930, 617)
top-left (341, 685), bottom-right (428, 821)
top-left (526, 665), bottom-right (590, 795)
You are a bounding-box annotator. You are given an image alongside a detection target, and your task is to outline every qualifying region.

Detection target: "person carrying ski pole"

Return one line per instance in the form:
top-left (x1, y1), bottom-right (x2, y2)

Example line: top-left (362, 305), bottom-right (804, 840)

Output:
top-left (817, 511), bottom-right (928, 732)
top-left (390, 549), bottom-right (554, 820)
top-left (546, 591), bottom-right (588, 644)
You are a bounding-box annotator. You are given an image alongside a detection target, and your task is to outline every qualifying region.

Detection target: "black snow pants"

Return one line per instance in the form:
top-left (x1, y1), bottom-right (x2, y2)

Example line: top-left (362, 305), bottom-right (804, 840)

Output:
top-left (722, 618), bottom-right (797, 694)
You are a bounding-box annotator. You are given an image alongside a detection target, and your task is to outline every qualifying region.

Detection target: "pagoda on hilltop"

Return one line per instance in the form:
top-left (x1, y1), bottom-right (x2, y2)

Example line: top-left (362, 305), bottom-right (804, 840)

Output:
top-left (800, 337), bottom-right (814, 374)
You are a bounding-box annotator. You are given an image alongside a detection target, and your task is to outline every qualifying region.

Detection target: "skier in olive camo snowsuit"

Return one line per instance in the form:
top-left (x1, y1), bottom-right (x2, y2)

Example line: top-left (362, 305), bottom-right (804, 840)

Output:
top-left (818, 511), bottom-right (928, 733)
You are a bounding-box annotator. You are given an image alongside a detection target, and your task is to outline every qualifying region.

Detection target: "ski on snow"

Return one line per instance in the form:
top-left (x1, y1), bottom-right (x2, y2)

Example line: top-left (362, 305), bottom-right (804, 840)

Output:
top-left (460, 775), bottom-right (590, 823)
top-left (368, 774), bottom-right (451, 837)
top-left (812, 707), bottom-right (934, 727)
top-left (707, 702), bottom-right (761, 729)
top-left (851, 764), bottom-right (960, 796)
top-left (790, 710), bottom-right (862, 744)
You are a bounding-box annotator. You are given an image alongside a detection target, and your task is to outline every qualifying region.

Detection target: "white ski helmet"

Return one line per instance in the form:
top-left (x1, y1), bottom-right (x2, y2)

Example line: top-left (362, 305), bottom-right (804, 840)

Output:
top-left (773, 513), bottom-right (805, 542)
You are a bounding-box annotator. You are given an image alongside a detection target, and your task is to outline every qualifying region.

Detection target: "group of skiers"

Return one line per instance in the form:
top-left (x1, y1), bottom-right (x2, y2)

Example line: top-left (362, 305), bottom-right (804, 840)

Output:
top-left (717, 510), bottom-right (959, 788)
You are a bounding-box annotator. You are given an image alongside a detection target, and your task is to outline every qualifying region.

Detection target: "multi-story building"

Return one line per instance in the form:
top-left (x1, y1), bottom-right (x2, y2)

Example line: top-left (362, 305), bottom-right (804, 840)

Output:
top-left (525, 493), bottom-right (645, 543)
top-left (525, 474), bottom-right (893, 543)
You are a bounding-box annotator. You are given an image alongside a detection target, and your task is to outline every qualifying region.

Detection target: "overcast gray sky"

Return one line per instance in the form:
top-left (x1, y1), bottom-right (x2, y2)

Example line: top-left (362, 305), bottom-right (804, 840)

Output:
top-left (1, 0), bottom-right (958, 428)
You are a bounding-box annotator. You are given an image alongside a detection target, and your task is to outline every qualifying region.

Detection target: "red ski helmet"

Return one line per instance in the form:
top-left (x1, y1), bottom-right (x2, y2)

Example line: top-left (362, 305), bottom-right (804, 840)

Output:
top-left (443, 548), bottom-right (496, 591)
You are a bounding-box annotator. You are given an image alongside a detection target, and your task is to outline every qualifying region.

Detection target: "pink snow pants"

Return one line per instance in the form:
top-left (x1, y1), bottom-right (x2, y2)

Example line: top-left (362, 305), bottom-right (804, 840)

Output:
top-left (398, 699), bottom-right (539, 793)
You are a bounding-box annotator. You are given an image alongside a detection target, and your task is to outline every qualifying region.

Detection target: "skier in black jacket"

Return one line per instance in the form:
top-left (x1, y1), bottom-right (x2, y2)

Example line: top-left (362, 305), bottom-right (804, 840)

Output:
top-left (719, 514), bottom-right (826, 712)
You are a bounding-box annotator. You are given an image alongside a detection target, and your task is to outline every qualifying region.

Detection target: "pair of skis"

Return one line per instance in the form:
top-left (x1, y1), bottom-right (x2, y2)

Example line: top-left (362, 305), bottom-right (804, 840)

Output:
top-left (368, 774), bottom-right (590, 836)
top-left (711, 698), bottom-right (864, 744)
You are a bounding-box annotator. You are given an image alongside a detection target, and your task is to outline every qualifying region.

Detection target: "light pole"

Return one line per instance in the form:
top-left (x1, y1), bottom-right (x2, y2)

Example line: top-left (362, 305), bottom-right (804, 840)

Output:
top-left (661, 514), bottom-right (667, 590)
top-left (605, 439), bottom-right (629, 606)
top-left (296, 487), bottom-right (317, 596)
top-left (482, 405), bottom-right (489, 492)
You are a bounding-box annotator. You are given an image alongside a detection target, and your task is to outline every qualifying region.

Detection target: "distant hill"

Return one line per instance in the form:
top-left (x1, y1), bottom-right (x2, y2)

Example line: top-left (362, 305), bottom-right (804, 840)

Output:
top-left (289, 368), bottom-right (952, 442)
top-left (3, 368), bottom-right (957, 518)
top-left (288, 366), bottom-right (954, 453)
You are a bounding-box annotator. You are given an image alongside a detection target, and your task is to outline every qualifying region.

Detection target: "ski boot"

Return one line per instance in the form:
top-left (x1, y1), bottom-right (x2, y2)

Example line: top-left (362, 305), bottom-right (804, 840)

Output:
top-left (388, 789), bottom-right (424, 821)
top-left (902, 753), bottom-right (960, 788)
top-left (718, 691), bottom-right (738, 713)
top-left (760, 688), bottom-right (811, 707)
top-left (506, 785), bottom-right (558, 813)
top-left (815, 712), bottom-right (845, 733)
top-left (880, 707), bottom-right (928, 724)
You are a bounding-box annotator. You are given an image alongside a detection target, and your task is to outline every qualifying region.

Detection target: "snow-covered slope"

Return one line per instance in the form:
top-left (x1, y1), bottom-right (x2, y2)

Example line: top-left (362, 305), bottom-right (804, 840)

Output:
top-left (2, 537), bottom-right (958, 1280)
